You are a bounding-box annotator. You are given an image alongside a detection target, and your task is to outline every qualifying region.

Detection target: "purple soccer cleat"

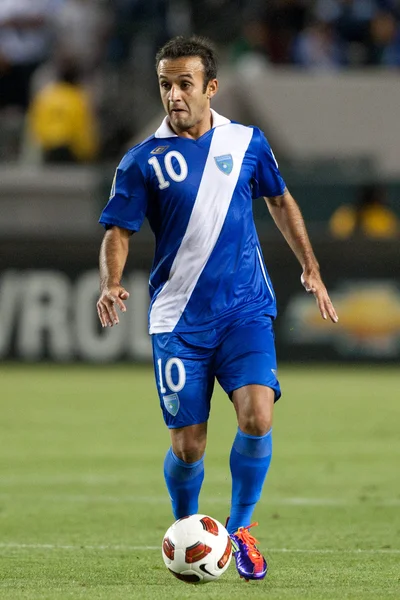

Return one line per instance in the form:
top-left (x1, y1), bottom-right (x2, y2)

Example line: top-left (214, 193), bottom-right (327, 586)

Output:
top-left (229, 522), bottom-right (267, 581)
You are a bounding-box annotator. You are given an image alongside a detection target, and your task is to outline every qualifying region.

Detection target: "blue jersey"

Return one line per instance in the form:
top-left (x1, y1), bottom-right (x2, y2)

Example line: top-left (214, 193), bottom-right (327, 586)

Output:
top-left (99, 110), bottom-right (286, 334)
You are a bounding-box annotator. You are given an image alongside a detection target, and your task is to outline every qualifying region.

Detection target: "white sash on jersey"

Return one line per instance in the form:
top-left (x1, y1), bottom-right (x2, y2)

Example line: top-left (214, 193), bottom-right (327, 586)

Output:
top-left (149, 124), bottom-right (253, 334)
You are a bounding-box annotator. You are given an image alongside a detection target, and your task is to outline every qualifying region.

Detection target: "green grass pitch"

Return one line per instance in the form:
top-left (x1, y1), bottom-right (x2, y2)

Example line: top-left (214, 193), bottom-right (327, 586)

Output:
top-left (0, 364), bottom-right (399, 600)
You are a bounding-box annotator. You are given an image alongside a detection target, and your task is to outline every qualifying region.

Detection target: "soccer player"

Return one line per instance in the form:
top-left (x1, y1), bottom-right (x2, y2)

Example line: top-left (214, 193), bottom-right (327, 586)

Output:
top-left (97, 35), bottom-right (338, 581)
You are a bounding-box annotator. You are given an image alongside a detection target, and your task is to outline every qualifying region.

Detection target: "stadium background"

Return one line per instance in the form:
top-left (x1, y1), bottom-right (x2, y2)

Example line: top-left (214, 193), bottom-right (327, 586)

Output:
top-left (1, 0), bottom-right (399, 364)
top-left (1, 2), bottom-right (399, 599)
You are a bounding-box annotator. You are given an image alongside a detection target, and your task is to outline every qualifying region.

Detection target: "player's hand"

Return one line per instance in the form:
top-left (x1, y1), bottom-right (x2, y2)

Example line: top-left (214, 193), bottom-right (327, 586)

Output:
top-left (301, 271), bottom-right (338, 323)
top-left (97, 285), bottom-right (129, 327)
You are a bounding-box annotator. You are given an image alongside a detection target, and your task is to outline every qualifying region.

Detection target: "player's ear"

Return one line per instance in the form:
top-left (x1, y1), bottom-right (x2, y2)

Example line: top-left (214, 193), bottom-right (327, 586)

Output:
top-left (206, 79), bottom-right (218, 99)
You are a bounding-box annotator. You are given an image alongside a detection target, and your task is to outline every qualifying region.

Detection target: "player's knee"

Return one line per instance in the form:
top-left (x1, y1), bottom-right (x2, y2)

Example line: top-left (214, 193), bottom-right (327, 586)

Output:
top-left (173, 444), bottom-right (205, 464)
top-left (172, 436), bottom-right (206, 463)
top-left (170, 423), bottom-right (207, 463)
top-left (239, 414), bottom-right (272, 437)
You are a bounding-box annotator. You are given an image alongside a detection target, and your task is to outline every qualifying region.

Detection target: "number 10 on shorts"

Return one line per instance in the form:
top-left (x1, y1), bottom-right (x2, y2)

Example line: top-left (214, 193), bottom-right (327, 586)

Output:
top-left (157, 358), bottom-right (186, 394)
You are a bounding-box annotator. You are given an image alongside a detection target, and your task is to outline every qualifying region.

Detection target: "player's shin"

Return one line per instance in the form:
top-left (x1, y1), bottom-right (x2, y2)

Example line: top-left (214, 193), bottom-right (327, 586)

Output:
top-left (227, 428), bottom-right (272, 533)
top-left (163, 447), bottom-right (205, 519)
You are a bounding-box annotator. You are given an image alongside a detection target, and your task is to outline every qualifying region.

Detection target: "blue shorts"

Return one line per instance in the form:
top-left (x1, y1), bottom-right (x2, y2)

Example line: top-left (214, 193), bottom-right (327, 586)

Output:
top-left (152, 315), bottom-right (281, 429)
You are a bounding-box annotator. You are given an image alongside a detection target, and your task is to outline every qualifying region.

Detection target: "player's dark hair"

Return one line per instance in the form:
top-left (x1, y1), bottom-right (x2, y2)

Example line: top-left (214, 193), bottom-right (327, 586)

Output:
top-left (155, 35), bottom-right (218, 92)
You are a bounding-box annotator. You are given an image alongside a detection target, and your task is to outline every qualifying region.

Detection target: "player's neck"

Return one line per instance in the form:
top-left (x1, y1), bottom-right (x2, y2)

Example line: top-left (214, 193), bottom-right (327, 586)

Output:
top-left (168, 111), bottom-right (213, 140)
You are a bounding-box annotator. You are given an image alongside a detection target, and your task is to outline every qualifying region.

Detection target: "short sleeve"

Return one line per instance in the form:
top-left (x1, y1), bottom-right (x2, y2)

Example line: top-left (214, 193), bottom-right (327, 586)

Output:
top-left (99, 153), bottom-right (148, 232)
top-left (251, 129), bottom-right (286, 199)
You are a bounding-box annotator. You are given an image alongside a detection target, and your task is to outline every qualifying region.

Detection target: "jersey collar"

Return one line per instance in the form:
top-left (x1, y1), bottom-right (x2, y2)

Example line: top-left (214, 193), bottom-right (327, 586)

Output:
top-left (154, 109), bottom-right (230, 138)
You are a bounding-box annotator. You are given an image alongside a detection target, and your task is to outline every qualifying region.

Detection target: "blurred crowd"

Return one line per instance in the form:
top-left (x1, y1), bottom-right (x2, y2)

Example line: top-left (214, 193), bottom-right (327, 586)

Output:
top-left (329, 182), bottom-right (399, 239)
top-left (232, 0), bottom-right (400, 70)
top-left (0, 0), bottom-right (399, 164)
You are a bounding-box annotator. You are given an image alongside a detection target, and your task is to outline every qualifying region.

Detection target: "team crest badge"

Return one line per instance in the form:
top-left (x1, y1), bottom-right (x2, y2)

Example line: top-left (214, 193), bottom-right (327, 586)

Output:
top-left (163, 393), bottom-right (180, 416)
top-left (214, 154), bottom-right (233, 175)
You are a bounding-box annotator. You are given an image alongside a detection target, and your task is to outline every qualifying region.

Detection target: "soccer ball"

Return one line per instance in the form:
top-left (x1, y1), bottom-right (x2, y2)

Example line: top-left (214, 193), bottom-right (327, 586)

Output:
top-left (162, 514), bottom-right (232, 583)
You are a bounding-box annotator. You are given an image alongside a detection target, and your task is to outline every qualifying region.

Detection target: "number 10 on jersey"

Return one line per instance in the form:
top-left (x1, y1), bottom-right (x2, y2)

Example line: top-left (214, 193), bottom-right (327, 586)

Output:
top-left (157, 357), bottom-right (186, 393)
top-left (148, 151), bottom-right (188, 189)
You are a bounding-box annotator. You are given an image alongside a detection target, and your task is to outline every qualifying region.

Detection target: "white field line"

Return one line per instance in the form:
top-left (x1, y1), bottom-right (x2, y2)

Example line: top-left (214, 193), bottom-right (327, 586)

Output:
top-left (0, 492), bottom-right (399, 507)
top-left (0, 475), bottom-right (137, 485)
top-left (0, 543), bottom-right (399, 555)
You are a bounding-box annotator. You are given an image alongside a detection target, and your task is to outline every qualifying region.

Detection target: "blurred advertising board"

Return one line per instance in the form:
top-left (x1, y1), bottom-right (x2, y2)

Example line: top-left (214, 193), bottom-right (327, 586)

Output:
top-left (282, 281), bottom-right (400, 359)
top-left (0, 237), bottom-right (399, 362)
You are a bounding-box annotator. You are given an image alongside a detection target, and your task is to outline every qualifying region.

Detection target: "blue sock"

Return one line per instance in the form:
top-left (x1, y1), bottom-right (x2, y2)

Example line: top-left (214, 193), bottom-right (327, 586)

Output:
top-left (163, 447), bottom-right (205, 520)
top-left (227, 428), bottom-right (272, 534)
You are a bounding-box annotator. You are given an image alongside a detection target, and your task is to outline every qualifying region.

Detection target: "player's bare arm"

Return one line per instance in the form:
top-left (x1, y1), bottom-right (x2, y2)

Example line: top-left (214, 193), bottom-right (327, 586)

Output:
top-left (265, 189), bottom-right (338, 323)
top-left (97, 225), bottom-right (131, 327)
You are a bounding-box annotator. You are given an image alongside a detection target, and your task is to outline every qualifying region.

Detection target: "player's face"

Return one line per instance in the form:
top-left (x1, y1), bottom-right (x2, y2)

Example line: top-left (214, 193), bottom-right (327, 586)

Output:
top-left (157, 57), bottom-right (218, 137)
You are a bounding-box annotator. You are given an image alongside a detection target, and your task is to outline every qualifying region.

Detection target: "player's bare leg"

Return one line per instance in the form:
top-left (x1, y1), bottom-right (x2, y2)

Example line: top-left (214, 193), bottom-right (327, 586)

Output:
top-left (164, 423), bottom-right (208, 519)
top-left (228, 385), bottom-right (274, 581)
top-left (170, 422), bottom-right (208, 463)
top-left (233, 384), bottom-right (274, 437)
